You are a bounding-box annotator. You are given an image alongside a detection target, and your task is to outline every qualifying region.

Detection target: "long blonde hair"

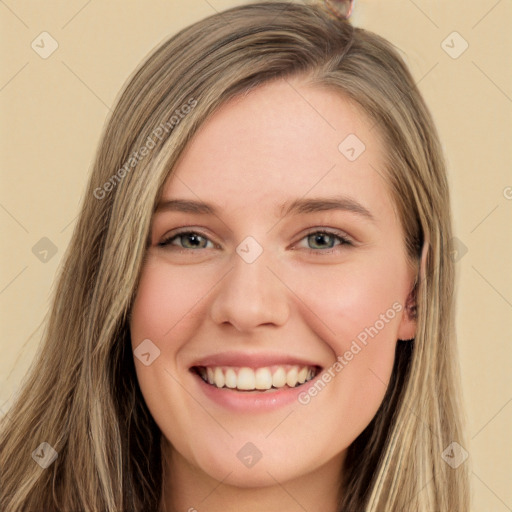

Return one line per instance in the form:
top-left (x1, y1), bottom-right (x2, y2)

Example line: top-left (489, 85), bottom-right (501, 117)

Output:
top-left (0, 2), bottom-right (470, 510)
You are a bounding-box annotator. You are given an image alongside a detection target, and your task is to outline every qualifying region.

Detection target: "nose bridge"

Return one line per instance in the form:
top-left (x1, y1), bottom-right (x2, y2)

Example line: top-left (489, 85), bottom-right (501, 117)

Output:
top-left (209, 242), bottom-right (289, 331)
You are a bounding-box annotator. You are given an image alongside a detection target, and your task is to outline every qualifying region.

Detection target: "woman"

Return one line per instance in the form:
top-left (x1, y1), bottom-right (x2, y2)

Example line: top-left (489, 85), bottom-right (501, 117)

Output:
top-left (0, 1), bottom-right (470, 510)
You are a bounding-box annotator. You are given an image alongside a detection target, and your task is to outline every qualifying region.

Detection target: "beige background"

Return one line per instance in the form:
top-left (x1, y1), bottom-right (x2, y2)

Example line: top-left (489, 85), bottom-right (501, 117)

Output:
top-left (1, 1), bottom-right (511, 510)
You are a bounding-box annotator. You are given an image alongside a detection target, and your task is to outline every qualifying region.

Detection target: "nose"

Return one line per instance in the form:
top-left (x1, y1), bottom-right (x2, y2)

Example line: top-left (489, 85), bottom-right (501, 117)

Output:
top-left (209, 249), bottom-right (290, 333)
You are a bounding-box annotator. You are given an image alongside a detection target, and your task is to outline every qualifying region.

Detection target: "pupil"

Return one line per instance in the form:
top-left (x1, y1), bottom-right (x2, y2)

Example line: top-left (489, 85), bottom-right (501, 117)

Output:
top-left (187, 234), bottom-right (202, 247)
top-left (312, 233), bottom-right (331, 248)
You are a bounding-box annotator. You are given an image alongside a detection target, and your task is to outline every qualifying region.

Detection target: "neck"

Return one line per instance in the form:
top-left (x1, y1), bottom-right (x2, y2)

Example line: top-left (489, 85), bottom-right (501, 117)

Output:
top-left (159, 441), bottom-right (345, 512)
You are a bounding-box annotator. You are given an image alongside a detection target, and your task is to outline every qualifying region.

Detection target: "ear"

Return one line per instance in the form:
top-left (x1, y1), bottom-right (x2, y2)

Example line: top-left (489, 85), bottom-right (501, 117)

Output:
top-left (397, 241), bottom-right (429, 341)
top-left (397, 285), bottom-right (417, 341)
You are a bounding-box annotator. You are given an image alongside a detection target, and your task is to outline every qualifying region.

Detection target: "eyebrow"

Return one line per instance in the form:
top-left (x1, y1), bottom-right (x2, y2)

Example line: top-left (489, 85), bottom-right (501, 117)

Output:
top-left (155, 196), bottom-right (374, 221)
top-left (278, 196), bottom-right (374, 220)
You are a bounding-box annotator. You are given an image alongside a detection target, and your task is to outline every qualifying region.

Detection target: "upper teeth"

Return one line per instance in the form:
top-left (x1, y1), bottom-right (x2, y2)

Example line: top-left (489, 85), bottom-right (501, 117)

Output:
top-left (196, 365), bottom-right (317, 391)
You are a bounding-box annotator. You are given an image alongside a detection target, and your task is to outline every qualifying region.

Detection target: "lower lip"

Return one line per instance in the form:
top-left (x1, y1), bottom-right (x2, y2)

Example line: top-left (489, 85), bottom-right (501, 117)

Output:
top-left (192, 371), bottom-right (320, 412)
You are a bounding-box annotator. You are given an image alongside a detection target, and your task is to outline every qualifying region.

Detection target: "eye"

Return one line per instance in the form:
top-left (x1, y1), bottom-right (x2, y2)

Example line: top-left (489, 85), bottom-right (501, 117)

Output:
top-left (158, 230), bottom-right (215, 251)
top-left (157, 228), bottom-right (353, 254)
top-left (296, 230), bottom-right (353, 254)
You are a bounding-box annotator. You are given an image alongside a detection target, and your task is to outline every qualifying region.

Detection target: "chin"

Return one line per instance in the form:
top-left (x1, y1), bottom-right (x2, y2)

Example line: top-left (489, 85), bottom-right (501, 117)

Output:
top-left (185, 435), bottom-right (329, 489)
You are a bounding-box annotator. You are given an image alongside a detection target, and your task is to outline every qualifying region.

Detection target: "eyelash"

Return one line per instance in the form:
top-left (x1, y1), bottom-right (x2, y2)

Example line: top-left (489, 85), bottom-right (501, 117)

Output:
top-left (157, 228), bottom-right (353, 256)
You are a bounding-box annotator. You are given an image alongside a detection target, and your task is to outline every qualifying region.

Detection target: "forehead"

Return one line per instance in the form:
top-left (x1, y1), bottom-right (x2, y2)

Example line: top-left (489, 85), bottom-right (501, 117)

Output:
top-left (161, 78), bottom-right (392, 219)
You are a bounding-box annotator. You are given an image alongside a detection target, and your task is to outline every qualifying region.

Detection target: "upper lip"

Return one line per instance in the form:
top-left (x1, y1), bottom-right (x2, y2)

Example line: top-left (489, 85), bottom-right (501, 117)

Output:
top-left (190, 351), bottom-right (323, 369)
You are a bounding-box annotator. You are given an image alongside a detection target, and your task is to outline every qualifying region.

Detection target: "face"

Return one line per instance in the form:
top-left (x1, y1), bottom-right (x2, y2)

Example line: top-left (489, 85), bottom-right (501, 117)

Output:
top-left (130, 77), bottom-right (417, 489)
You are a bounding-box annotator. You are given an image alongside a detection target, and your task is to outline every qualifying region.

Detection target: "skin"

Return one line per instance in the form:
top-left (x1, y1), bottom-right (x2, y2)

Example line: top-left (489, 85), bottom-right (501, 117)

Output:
top-left (129, 77), bottom-right (417, 512)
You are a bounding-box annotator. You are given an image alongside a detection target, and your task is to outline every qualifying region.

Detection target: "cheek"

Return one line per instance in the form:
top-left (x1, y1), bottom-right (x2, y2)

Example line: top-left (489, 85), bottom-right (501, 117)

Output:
top-left (288, 257), bottom-right (407, 429)
top-left (129, 260), bottom-right (209, 404)
top-left (291, 254), bottom-right (408, 349)
top-left (130, 259), bottom-right (213, 344)
top-left (129, 260), bottom-right (221, 454)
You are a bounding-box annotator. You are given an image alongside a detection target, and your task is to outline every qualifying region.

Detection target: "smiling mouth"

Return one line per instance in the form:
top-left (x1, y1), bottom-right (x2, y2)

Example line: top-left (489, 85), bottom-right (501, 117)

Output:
top-left (191, 364), bottom-right (321, 392)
